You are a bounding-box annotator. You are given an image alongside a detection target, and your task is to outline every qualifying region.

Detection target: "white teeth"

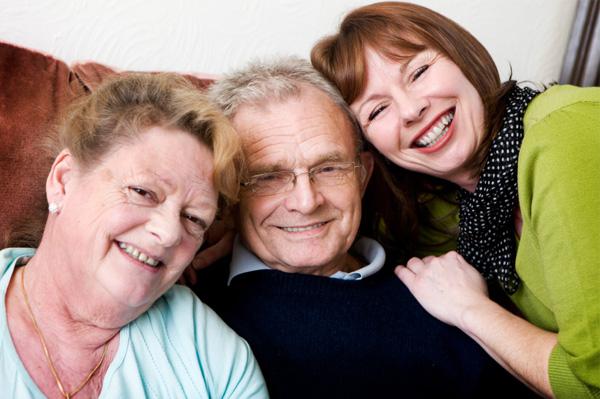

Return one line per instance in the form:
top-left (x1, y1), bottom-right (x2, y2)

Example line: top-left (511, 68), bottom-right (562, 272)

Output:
top-left (281, 223), bottom-right (325, 233)
top-left (416, 111), bottom-right (454, 148)
top-left (118, 242), bottom-right (160, 267)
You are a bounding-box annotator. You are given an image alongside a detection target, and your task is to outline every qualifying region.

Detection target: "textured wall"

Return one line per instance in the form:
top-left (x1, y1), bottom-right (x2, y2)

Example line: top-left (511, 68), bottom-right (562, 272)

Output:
top-left (0, 0), bottom-right (577, 83)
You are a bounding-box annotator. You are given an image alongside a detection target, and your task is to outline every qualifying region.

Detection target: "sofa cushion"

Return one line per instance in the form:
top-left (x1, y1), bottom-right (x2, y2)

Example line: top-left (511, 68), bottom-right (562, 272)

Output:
top-left (0, 42), bottom-right (88, 246)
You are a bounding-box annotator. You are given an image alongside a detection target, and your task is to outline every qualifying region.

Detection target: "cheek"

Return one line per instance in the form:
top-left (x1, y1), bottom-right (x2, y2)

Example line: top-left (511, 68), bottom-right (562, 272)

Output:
top-left (174, 238), bottom-right (202, 266)
top-left (241, 198), bottom-right (277, 229)
top-left (102, 206), bottom-right (148, 234)
top-left (334, 188), bottom-right (362, 227)
top-left (367, 123), bottom-right (397, 154)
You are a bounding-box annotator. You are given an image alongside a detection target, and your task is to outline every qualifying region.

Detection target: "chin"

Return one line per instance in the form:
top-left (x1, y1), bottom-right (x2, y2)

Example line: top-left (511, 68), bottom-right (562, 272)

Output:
top-left (283, 254), bottom-right (337, 273)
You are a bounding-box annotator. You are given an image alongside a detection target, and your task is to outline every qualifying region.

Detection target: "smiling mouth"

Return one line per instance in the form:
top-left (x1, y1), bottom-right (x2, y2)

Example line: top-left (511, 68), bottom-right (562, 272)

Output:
top-left (117, 241), bottom-right (163, 268)
top-left (278, 222), bottom-right (327, 233)
top-left (412, 109), bottom-right (455, 148)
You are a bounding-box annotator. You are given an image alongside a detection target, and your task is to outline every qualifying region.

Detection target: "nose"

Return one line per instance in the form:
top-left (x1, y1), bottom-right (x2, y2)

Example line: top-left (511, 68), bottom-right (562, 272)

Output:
top-left (147, 209), bottom-right (182, 248)
top-left (283, 173), bottom-right (324, 214)
top-left (396, 90), bottom-right (428, 127)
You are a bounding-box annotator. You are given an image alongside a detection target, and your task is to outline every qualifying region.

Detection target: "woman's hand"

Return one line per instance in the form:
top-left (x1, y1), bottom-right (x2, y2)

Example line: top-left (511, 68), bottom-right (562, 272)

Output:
top-left (395, 251), bottom-right (489, 329)
top-left (178, 221), bottom-right (235, 286)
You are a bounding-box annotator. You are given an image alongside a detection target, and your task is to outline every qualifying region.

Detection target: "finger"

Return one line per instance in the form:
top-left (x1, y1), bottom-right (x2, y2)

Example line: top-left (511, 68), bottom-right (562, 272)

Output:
top-left (179, 267), bottom-right (196, 286)
top-left (205, 220), bottom-right (227, 245)
top-left (405, 257), bottom-right (425, 273)
top-left (192, 231), bottom-right (235, 270)
top-left (187, 266), bottom-right (197, 286)
top-left (422, 256), bottom-right (435, 263)
top-left (395, 265), bottom-right (416, 288)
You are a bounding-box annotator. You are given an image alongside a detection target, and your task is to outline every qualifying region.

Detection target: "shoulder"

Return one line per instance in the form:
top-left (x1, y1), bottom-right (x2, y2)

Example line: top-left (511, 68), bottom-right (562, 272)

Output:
top-left (144, 284), bottom-right (233, 338)
top-left (135, 285), bottom-right (267, 396)
top-left (147, 284), bottom-right (257, 358)
top-left (521, 85), bottom-right (600, 163)
top-left (524, 84), bottom-right (600, 129)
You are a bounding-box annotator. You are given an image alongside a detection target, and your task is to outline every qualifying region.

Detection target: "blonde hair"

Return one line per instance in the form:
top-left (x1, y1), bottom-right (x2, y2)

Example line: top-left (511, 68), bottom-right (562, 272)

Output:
top-left (58, 72), bottom-right (242, 204)
top-left (8, 72), bottom-right (243, 248)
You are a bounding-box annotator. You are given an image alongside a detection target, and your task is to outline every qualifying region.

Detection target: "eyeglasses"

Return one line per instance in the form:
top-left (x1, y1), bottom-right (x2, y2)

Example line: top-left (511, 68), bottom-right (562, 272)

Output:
top-left (241, 161), bottom-right (363, 196)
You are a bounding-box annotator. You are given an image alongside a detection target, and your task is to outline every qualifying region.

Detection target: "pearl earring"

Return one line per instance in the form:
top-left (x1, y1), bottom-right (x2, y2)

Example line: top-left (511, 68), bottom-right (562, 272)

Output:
top-left (48, 202), bottom-right (60, 214)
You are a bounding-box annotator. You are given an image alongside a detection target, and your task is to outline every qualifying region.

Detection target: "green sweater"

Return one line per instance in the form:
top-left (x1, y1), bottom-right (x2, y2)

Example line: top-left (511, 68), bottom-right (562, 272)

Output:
top-left (515, 85), bottom-right (600, 398)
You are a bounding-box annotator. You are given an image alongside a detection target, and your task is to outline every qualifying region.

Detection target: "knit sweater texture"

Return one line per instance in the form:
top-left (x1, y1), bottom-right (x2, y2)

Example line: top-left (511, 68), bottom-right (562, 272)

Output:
top-left (197, 263), bottom-right (532, 398)
top-left (514, 84), bottom-right (600, 398)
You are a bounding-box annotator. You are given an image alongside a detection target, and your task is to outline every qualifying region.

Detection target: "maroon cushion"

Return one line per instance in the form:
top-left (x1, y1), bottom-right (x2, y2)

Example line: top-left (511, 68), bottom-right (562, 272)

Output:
top-left (71, 61), bottom-right (216, 91)
top-left (0, 42), bottom-right (88, 246)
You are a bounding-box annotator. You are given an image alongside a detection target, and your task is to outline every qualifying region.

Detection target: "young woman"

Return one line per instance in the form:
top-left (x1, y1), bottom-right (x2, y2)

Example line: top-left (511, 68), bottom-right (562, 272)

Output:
top-left (312, 2), bottom-right (599, 398)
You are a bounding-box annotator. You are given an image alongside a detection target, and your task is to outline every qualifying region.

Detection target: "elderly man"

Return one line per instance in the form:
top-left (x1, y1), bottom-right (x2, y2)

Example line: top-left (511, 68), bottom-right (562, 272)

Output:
top-left (195, 57), bottom-right (530, 399)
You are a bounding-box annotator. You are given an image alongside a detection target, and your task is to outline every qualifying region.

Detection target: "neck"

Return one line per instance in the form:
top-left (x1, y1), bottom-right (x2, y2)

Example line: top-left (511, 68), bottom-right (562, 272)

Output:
top-left (447, 170), bottom-right (479, 193)
top-left (14, 242), bottom-right (123, 351)
top-left (268, 251), bottom-right (364, 276)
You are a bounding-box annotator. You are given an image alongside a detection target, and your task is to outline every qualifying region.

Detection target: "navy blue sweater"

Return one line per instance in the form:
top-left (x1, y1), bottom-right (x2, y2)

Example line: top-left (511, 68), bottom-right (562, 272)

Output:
top-left (195, 264), bottom-right (533, 398)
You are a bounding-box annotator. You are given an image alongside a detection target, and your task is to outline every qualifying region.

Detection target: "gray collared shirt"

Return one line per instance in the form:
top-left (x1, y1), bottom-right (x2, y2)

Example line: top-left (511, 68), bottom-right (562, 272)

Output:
top-left (228, 235), bottom-right (386, 285)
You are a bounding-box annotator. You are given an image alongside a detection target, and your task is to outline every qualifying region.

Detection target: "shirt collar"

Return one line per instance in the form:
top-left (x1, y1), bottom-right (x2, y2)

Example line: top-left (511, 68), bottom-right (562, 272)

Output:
top-left (228, 235), bottom-right (386, 285)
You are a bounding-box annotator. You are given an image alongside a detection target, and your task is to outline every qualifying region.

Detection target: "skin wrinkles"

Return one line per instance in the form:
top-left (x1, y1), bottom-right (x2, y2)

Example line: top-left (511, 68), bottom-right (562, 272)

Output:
top-left (49, 126), bottom-right (218, 323)
top-left (5, 125), bottom-right (221, 399)
top-left (234, 85), bottom-right (371, 275)
top-left (242, 117), bottom-right (349, 173)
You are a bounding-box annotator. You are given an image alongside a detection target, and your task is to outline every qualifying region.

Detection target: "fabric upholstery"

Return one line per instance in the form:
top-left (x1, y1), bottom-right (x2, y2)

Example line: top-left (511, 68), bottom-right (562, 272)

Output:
top-left (0, 42), bottom-right (87, 246)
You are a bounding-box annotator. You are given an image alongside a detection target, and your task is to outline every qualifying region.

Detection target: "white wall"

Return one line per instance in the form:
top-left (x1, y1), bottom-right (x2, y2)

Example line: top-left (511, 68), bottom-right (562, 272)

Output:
top-left (0, 0), bottom-right (577, 84)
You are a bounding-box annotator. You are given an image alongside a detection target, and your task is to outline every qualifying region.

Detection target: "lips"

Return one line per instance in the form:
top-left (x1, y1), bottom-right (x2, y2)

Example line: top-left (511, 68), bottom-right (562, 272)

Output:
top-left (411, 108), bottom-right (455, 149)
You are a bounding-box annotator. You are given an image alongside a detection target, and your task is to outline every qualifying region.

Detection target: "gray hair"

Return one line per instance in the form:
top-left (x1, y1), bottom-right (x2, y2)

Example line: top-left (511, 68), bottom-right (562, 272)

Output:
top-left (208, 56), bottom-right (364, 152)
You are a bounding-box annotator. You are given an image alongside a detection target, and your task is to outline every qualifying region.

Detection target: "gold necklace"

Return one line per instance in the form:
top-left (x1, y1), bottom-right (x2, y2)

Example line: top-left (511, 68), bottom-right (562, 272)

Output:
top-left (20, 267), bottom-right (108, 399)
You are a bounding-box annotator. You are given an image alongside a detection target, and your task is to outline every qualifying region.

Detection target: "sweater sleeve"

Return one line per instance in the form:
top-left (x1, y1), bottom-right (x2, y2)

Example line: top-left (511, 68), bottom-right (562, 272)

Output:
top-left (519, 87), bottom-right (600, 398)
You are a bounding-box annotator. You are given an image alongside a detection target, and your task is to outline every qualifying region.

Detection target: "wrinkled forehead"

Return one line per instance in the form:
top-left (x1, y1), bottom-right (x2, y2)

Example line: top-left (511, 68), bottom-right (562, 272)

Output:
top-left (232, 90), bottom-right (357, 169)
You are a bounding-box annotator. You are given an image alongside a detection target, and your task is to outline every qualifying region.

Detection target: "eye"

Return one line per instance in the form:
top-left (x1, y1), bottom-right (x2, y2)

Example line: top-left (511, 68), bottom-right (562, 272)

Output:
top-left (368, 104), bottom-right (388, 122)
top-left (129, 186), bottom-right (157, 202)
top-left (411, 65), bottom-right (429, 82)
top-left (182, 213), bottom-right (206, 237)
top-left (254, 173), bottom-right (285, 183)
top-left (184, 213), bottom-right (204, 227)
top-left (316, 163), bottom-right (345, 174)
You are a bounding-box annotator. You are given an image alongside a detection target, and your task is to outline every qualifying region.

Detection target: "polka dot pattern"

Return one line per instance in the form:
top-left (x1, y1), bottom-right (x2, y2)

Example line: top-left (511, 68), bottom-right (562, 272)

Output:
top-left (457, 86), bottom-right (539, 294)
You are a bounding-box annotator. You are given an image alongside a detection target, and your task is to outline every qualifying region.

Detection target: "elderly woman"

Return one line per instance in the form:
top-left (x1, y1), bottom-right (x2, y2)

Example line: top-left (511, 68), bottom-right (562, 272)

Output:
top-left (1, 73), bottom-right (267, 398)
top-left (312, 2), bottom-right (599, 398)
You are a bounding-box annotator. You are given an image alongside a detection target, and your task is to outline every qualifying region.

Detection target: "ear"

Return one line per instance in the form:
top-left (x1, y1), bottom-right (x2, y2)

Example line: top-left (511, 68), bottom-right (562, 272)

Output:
top-left (46, 149), bottom-right (76, 205)
top-left (358, 150), bottom-right (374, 197)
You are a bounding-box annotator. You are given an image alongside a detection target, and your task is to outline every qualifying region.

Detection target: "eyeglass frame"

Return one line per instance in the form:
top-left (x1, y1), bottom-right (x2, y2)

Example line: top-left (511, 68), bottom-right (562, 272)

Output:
top-left (240, 160), bottom-right (365, 196)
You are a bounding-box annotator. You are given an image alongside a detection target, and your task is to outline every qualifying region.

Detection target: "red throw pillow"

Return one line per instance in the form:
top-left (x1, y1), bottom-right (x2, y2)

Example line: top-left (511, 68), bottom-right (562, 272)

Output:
top-left (0, 42), bottom-right (88, 247)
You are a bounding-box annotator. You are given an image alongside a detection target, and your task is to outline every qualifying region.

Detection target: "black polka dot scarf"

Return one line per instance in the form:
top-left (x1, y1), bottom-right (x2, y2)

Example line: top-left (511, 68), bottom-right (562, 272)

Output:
top-left (457, 86), bottom-right (539, 294)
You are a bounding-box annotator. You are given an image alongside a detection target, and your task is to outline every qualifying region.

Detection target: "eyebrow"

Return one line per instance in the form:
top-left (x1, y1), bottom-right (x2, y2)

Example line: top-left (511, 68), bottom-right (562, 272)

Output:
top-left (136, 170), bottom-right (176, 191)
top-left (248, 151), bottom-right (349, 175)
top-left (183, 206), bottom-right (214, 230)
top-left (356, 56), bottom-right (416, 116)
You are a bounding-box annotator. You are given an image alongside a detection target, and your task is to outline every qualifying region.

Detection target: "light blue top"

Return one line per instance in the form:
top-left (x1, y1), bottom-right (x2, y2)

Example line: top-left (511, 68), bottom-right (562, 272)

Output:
top-left (229, 236), bottom-right (386, 284)
top-left (1, 247), bottom-right (268, 399)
